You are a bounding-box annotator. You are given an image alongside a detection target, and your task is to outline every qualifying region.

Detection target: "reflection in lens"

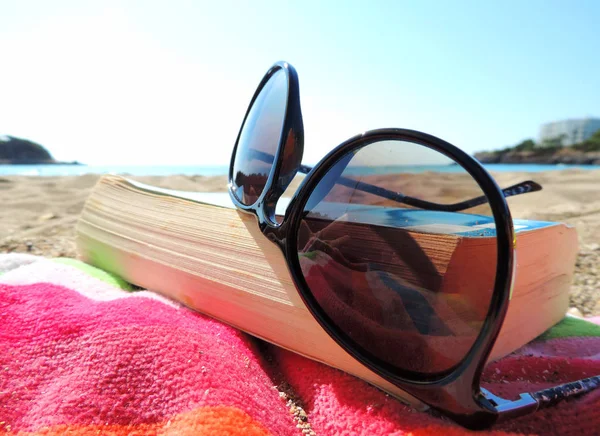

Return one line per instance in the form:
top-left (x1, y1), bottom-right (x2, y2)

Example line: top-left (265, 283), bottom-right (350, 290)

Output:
top-left (232, 68), bottom-right (288, 205)
top-left (296, 140), bottom-right (498, 375)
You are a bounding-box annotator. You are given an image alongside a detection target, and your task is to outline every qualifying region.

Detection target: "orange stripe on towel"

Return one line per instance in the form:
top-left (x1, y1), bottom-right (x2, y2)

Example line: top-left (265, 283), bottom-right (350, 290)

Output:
top-left (3, 406), bottom-right (273, 436)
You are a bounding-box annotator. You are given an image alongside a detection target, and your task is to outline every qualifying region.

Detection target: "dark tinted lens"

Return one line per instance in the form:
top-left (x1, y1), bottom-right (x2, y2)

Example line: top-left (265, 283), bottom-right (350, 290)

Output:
top-left (232, 68), bottom-right (288, 205)
top-left (296, 139), bottom-right (498, 375)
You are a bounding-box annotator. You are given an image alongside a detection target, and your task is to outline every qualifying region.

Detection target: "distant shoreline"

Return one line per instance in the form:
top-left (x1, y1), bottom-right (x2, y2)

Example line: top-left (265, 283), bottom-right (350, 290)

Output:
top-left (1, 163), bottom-right (600, 178)
top-left (0, 160), bottom-right (83, 165)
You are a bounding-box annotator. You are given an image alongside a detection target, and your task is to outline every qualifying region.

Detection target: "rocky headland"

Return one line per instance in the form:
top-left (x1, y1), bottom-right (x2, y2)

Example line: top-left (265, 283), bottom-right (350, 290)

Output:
top-left (475, 148), bottom-right (600, 165)
top-left (475, 130), bottom-right (600, 165)
top-left (0, 135), bottom-right (80, 165)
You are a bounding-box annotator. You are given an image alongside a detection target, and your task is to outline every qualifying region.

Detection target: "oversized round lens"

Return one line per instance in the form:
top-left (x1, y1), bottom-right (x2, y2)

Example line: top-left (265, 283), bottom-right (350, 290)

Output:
top-left (296, 139), bottom-right (498, 375)
top-left (231, 68), bottom-right (288, 206)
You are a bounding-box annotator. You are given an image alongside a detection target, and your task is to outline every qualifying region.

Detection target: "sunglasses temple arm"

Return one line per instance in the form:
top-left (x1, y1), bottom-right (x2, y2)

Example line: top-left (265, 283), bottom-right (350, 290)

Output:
top-left (483, 375), bottom-right (600, 422)
top-left (406, 180), bottom-right (543, 212)
top-left (299, 160), bottom-right (541, 212)
top-left (531, 375), bottom-right (600, 410)
top-left (245, 150), bottom-right (539, 211)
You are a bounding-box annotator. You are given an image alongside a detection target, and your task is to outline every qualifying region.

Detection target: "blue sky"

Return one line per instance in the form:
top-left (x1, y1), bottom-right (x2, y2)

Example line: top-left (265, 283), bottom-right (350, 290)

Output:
top-left (1, 0), bottom-right (598, 166)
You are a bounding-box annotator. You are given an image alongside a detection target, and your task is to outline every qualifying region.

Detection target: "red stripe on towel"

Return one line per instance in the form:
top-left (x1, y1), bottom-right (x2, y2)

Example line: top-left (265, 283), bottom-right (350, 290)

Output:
top-left (0, 283), bottom-right (296, 435)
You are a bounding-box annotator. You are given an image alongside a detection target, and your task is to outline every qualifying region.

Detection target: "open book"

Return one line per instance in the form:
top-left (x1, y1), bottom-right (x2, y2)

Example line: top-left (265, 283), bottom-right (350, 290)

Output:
top-left (75, 175), bottom-right (578, 409)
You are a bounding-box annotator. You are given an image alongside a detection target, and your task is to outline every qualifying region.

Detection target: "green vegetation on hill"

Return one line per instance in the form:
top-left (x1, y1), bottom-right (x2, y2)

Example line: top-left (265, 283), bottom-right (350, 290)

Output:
top-left (475, 129), bottom-right (600, 164)
top-left (573, 129), bottom-right (600, 152)
top-left (0, 135), bottom-right (55, 164)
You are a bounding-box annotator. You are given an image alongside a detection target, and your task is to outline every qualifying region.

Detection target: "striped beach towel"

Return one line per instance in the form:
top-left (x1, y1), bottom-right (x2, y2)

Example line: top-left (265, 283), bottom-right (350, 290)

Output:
top-left (1, 253), bottom-right (599, 435)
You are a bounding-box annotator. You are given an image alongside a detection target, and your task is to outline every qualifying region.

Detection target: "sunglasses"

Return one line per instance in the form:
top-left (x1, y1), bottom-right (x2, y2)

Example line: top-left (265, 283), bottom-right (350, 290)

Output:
top-left (227, 61), bottom-right (597, 429)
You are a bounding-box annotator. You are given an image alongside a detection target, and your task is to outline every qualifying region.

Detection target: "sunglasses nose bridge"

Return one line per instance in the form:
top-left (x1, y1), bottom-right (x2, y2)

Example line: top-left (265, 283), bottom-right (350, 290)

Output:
top-left (260, 118), bottom-right (304, 227)
top-left (278, 126), bottom-right (304, 189)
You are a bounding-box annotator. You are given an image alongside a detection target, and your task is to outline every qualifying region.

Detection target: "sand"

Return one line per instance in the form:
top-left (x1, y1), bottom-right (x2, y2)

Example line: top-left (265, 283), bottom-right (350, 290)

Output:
top-left (1, 169), bottom-right (599, 314)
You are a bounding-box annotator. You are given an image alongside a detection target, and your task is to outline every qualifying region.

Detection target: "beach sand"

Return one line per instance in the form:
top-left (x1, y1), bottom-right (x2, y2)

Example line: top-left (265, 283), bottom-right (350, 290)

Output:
top-left (1, 170), bottom-right (599, 314)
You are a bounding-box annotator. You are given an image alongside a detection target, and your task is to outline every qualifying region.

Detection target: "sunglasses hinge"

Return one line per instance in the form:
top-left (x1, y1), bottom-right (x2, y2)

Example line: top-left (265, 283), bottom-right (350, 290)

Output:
top-left (480, 388), bottom-right (538, 419)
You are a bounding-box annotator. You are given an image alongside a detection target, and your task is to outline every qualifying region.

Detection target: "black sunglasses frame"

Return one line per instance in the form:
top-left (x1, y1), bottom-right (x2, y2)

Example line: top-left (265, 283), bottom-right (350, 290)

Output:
top-left (227, 61), bottom-right (573, 429)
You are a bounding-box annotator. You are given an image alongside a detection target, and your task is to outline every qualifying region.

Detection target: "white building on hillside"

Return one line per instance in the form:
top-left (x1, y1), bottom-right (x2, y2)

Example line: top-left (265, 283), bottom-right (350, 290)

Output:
top-left (539, 117), bottom-right (600, 146)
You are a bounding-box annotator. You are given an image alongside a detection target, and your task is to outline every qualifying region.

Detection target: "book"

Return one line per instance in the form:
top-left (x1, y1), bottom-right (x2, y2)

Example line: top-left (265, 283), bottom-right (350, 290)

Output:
top-left (75, 174), bottom-right (578, 409)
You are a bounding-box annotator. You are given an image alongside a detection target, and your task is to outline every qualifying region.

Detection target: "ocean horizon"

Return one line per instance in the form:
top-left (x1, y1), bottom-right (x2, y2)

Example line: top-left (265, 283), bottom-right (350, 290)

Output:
top-left (1, 163), bottom-right (600, 177)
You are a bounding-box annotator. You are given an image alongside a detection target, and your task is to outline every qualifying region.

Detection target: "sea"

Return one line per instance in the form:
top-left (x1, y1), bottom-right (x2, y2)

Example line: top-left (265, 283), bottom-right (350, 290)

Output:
top-left (1, 163), bottom-right (599, 177)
